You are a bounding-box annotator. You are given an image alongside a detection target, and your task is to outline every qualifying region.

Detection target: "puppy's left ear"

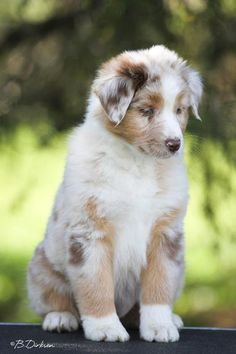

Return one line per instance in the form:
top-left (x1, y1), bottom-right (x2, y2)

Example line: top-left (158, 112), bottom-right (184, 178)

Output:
top-left (185, 68), bottom-right (203, 120)
top-left (93, 60), bottom-right (148, 124)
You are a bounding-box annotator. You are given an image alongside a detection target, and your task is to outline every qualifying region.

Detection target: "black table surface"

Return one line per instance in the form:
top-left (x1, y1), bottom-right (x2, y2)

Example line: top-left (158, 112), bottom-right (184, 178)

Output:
top-left (0, 323), bottom-right (235, 354)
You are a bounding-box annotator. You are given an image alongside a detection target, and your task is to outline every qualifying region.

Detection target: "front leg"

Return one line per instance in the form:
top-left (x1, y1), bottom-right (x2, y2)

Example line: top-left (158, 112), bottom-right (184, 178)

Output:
top-left (67, 198), bottom-right (129, 342)
top-left (140, 211), bottom-right (185, 342)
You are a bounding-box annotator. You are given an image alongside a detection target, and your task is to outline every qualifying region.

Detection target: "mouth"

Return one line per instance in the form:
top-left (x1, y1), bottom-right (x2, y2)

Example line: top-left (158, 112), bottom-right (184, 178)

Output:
top-left (153, 150), bottom-right (174, 159)
top-left (138, 146), bottom-right (175, 159)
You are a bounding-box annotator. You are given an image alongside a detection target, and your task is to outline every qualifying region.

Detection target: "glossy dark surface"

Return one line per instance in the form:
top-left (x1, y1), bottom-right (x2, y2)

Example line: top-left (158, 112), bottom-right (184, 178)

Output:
top-left (0, 324), bottom-right (235, 354)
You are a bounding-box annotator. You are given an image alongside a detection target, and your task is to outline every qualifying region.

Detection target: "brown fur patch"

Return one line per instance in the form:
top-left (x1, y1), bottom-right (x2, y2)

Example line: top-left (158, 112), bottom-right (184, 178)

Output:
top-left (117, 59), bottom-right (148, 90)
top-left (72, 236), bottom-right (115, 317)
top-left (42, 287), bottom-right (77, 315)
top-left (28, 244), bottom-right (78, 316)
top-left (117, 82), bottom-right (129, 97)
top-left (141, 208), bottom-right (181, 305)
top-left (161, 232), bottom-right (182, 262)
top-left (144, 93), bottom-right (164, 112)
top-left (85, 197), bottom-right (116, 238)
top-left (105, 109), bottom-right (142, 143)
top-left (67, 198), bottom-right (116, 317)
top-left (69, 235), bottom-right (84, 265)
top-left (105, 94), bottom-right (120, 107)
top-left (33, 244), bottom-right (67, 283)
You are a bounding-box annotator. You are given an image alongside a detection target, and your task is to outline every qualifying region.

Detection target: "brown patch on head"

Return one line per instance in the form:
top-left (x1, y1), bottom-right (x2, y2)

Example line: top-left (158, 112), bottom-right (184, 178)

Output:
top-left (141, 208), bottom-right (183, 305)
top-left (117, 59), bottom-right (148, 91)
top-left (145, 93), bottom-right (164, 112)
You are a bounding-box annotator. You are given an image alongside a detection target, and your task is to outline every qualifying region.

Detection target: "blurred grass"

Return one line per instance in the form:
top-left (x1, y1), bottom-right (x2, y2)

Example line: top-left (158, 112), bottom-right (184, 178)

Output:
top-left (0, 125), bottom-right (236, 326)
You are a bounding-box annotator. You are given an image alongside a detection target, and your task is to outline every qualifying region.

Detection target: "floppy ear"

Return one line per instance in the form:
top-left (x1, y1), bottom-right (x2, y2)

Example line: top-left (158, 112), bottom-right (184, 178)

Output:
top-left (185, 68), bottom-right (203, 120)
top-left (94, 61), bottom-right (148, 124)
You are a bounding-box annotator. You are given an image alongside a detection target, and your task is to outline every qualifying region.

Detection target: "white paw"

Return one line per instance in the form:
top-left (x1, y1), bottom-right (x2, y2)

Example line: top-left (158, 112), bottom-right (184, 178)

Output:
top-left (141, 323), bottom-right (179, 342)
top-left (81, 313), bottom-right (129, 342)
top-left (140, 304), bottom-right (180, 342)
top-left (42, 311), bottom-right (79, 332)
top-left (172, 313), bottom-right (184, 329)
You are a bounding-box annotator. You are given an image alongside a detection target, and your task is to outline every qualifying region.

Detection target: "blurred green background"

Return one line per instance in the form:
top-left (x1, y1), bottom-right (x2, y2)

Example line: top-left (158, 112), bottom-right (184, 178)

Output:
top-left (0, 0), bottom-right (236, 327)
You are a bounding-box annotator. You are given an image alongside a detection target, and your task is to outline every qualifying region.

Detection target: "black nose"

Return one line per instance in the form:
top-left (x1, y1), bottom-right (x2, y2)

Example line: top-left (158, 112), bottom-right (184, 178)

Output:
top-left (165, 138), bottom-right (181, 152)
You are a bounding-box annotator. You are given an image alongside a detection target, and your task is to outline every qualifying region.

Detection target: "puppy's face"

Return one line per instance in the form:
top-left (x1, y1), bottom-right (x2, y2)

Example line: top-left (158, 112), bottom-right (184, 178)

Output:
top-left (94, 46), bottom-right (202, 158)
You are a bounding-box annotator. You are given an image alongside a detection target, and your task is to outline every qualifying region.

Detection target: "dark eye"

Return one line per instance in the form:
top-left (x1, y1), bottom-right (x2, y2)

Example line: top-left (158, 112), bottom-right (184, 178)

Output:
top-left (141, 108), bottom-right (154, 116)
top-left (176, 107), bottom-right (183, 115)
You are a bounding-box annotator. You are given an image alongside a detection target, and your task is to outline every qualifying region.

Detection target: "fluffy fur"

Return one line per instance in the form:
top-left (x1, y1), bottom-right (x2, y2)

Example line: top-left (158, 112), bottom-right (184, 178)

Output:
top-left (27, 45), bottom-right (202, 342)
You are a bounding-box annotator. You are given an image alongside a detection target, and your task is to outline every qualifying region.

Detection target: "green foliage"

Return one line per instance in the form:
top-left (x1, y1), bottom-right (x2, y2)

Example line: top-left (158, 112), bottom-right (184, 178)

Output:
top-left (0, 0), bottom-right (236, 327)
top-left (0, 126), bottom-right (66, 323)
top-left (0, 0), bottom-right (236, 142)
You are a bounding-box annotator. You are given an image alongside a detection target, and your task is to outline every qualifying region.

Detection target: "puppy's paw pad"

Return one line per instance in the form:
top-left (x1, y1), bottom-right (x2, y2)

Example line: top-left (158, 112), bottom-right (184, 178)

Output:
top-left (82, 314), bottom-right (129, 342)
top-left (42, 311), bottom-right (78, 332)
top-left (172, 313), bottom-right (184, 329)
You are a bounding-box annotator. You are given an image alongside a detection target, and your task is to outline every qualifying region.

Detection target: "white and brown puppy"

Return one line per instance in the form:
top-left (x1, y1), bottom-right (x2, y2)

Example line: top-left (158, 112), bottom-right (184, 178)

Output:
top-left (28, 45), bottom-right (202, 342)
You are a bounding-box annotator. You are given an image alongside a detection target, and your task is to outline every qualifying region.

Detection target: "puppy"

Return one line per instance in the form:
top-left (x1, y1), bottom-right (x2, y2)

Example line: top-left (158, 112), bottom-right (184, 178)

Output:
top-left (27, 45), bottom-right (202, 342)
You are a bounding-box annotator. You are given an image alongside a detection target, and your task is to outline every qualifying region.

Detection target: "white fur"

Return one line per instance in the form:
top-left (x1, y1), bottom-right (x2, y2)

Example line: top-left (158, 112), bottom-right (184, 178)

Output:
top-left (173, 313), bottom-right (184, 329)
top-left (160, 72), bottom-right (185, 140)
top-left (140, 305), bottom-right (179, 342)
top-left (43, 312), bottom-right (79, 332)
top-left (81, 313), bottom-right (129, 342)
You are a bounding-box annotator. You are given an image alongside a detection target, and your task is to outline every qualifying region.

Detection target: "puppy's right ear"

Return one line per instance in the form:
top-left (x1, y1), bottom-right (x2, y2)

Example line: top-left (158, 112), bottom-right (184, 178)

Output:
top-left (184, 67), bottom-right (203, 120)
top-left (93, 59), bottom-right (148, 124)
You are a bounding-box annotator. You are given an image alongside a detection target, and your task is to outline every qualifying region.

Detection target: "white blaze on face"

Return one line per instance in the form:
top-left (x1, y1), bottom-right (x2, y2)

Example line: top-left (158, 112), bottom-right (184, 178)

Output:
top-left (159, 73), bottom-right (184, 143)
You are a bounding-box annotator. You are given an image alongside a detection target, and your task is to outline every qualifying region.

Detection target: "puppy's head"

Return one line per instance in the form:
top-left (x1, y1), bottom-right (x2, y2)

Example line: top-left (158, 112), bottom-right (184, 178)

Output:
top-left (93, 45), bottom-right (202, 158)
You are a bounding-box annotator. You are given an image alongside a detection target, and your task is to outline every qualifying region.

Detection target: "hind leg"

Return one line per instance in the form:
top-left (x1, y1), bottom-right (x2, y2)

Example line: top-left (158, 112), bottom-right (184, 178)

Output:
top-left (27, 242), bottom-right (79, 332)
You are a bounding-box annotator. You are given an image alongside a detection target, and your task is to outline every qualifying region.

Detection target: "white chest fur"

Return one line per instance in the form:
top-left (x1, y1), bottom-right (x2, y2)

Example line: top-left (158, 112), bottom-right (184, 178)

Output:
top-left (65, 125), bottom-right (188, 316)
top-left (98, 147), bottom-right (187, 317)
